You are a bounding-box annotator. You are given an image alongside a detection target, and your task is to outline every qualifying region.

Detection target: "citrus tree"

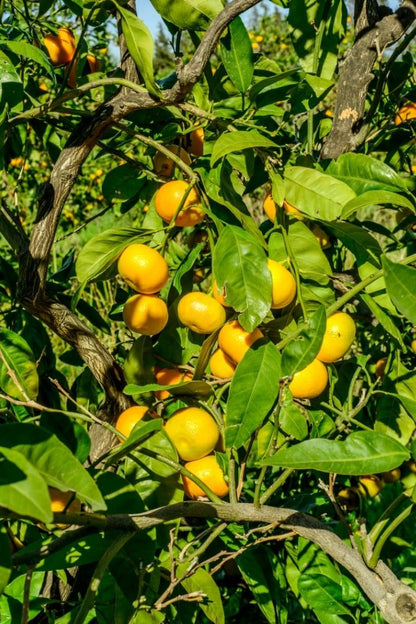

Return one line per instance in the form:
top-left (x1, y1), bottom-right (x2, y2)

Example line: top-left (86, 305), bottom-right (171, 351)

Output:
top-left (1, 0), bottom-right (416, 623)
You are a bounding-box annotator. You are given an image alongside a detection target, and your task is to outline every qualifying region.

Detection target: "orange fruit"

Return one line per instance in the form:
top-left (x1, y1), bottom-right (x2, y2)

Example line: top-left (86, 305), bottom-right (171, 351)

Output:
top-left (316, 312), bottom-right (356, 363)
top-left (44, 28), bottom-right (76, 66)
top-left (380, 467), bottom-right (401, 483)
top-left (289, 358), bottom-right (328, 399)
top-left (267, 259), bottom-right (296, 309)
top-left (283, 199), bottom-right (302, 218)
top-left (115, 405), bottom-right (148, 439)
top-left (336, 487), bottom-right (360, 510)
top-left (154, 367), bottom-right (193, 400)
top-left (186, 127), bottom-right (204, 157)
top-left (123, 294), bottom-right (168, 335)
top-left (164, 407), bottom-right (220, 461)
top-left (117, 243), bottom-right (169, 294)
top-left (209, 348), bottom-right (236, 379)
top-left (153, 145), bottom-right (191, 178)
top-left (218, 319), bottom-right (264, 364)
top-left (263, 193), bottom-right (276, 221)
top-left (182, 455), bottom-right (229, 499)
top-left (212, 280), bottom-right (231, 307)
top-left (358, 475), bottom-right (383, 498)
top-left (375, 358), bottom-right (387, 379)
top-left (67, 54), bottom-right (101, 88)
top-left (154, 180), bottom-right (204, 227)
top-left (395, 102), bottom-right (416, 125)
top-left (49, 487), bottom-right (81, 527)
top-left (411, 339), bottom-right (416, 354)
top-left (177, 292), bottom-right (226, 334)
top-left (311, 224), bottom-right (331, 249)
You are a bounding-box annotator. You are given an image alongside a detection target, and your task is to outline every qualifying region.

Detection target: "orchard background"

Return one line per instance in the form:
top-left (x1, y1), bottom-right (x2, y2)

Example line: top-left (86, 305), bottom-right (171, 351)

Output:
top-left (1, 0), bottom-right (416, 622)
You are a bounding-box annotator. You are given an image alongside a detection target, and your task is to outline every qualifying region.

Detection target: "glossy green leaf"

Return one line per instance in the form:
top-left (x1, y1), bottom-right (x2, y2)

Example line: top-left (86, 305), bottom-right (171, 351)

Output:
top-left (261, 431), bottom-right (409, 475)
top-left (279, 401), bottom-right (308, 440)
top-left (75, 227), bottom-right (150, 283)
top-left (178, 565), bottom-right (225, 624)
top-left (342, 190), bottom-right (415, 219)
top-left (105, 419), bottom-right (163, 466)
top-left (284, 167), bottom-right (356, 221)
top-left (213, 225), bottom-right (272, 331)
top-left (6, 41), bottom-right (54, 78)
top-left (0, 526), bottom-right (11, 595)
top-left (220, 17), bottom-right (253, 93)
top-left (0, 328), bottom-right (39, 401)
top-left (0, 50), bottom-right (23, 110)
top-left (123, 336), bottom-right (156, 387)
top-left (102, 165), bottom-right (146, 202)
top-left (360, 293), bottom-right (404, 348)
top-left (298, 574), bottom-right (350, 615)
top-left (383, 256), bottom-right (416, 325)
top-left (326, 153), bottom-right (409, 194)
top-left (269, 222), bottom-right (332, 284)
top-left (0, 446), bottom-right (52, 523)
top-left (281, 305), bottom-right (326, 376)
top-left (112, 1), bottom-right (161, 98)
top-left (210, 130), bottom-right (277, 167)
top-left (226, 342), bottom-right (281, 449)
top-left (150, 0), bottom-right (223, 30)
top-left (0, 424), bottom-right (106, 511)
top-left (124, 379), bottom-right (213, 399)
top-left (324, 222), bottom-right (381, 267)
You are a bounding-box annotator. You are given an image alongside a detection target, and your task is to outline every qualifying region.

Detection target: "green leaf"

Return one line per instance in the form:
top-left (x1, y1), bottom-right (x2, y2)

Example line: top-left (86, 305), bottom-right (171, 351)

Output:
top-left (260, 431), bottom-right (409, 475)
top-left (326, 153), bottom-right (409, 194)
top-left (0, 446), bottom-right (52, 523)
top-left (0, 50), bottom-right (23, 110)
top-left (213, 225), bottom-right (272, 331)
top-left (5, 41), bottom-right (54, 78)
top-left (178, 565), bottom-right (225, 624)
top-left (0, 328), bottom-right (39, 401)
top-left (123, 336), bottom-right (156, 387)
top-left (342, 190), bottom-right (415, 219)
top-left (102, 165), bottom-right (146, 202)
top-left (220, 17), bottom-right (253, 93)
top-left (0, 526), bottom-right (11, 595)
top-left (124, 380), bottom-right (213, 399)
top-left (0, 424), bottom-right (106, 511)
top-left (150, 0), bottom-right (223, 30)
top-left (281, 305), bottom-right (326, 376)
top-left (279, 401), bottom-right (308, 440)
top-left (105, 419), bottom-right (163, 466)
top-left (75, 227), bottom-right (150, 283)
top-left (360, 293), bottom-right (405, 348)
top-left (324, 222), bottom-right (381, 267)
top-left (298, 574), bottom-right (351, 615)
top-left (210, 130), bottom-right (277, 167)
top-left (226, 342), bottom-right (281, 449)
top-left (382, 256), bottom-right (416, 324)
top-left (112, 1), bottom-right (161, 98)
top-left (284, 167), bottom-right (356, 221)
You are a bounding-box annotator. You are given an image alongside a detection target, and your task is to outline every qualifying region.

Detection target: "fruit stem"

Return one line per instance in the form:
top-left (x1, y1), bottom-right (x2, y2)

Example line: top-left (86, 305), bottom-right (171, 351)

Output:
top-left (260, 468), bottom-right (295, 506)
top-left (227, 454), bottom-right (238, 505)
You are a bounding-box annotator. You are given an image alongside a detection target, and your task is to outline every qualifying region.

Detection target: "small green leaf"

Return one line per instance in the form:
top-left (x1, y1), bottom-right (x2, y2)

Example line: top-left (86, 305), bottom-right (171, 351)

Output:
top-left (382, 256), bottom-right (416, 325)
top-left (360, 293), bottom-right (404, 348)
top-left (260, 431), bottom-right (409, 475)
top-left (102, 165), bottom-right (146, 202)
top-left (220, 17), bottom-right (253, 93)
top-left (150, 0), bottom-right (223, 31)
top-left (298, 574), bottom-right (351, 615)
top-left (284, 167), bottom-right (356, 221)
top-left (210, 130), bottom-right (277, 167)
top-left (281, 306), bottom-right (326, 377)
top-left (279, 400), bottom-right (308, 440)
top-left (213, 225), bottom-right (272, 331)
top-left (342, 190), bottom-right (415, 219)
top-left (6, 41), bottom-right (54, 78)
top-left (112, 1), bottom-right (161, 98)
top-left (0, 328), bottom-right (39, 401)
top-left (178, 565), bottom-right (225, 624)
top-left (324, 222), bottom-right (381, 267)
top-left (0, 526), bottom-right (11, 595)
top-left (226, 342), bottom-right (281, 449)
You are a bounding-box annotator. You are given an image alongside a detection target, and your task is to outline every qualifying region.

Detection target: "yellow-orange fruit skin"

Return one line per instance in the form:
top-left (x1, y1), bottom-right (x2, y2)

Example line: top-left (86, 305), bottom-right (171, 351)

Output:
top-left (395, 103), bottom-right (416, 125)
top-left (154, 180), bottom-right (204, 227)
top-left (164, 407), bottom-right (220, 461)
top-left (123, 294), bottom-right (168, 336)
top-left (380, 468), bottom-right (401, 483)
top-left (316, 312), bottom-right (356, 363)
top-left (212, 280), bottom-right (232, 308)
top-left (218, 320), bottom-right (264, 364)
top-left (177, 292), bottom-right (226, 334)
top-left (186, 127), bottom-right (205, 157)
top-left (263, 193), bottom-right (276, 221)
top-left (182, 455), bottom-right (229, 499)
top-left (209, 348), bottom-right (236, 379)
top-left (267, 258), bottom-right (297, 309)
top-left (153, 145), bottom-right (191, 178)
top-left (289, 359), bottom-right (328, 399)
top-left (115, 405), bottom-right (148, 439)
top-left (117, 243), bottom-right (169, 294)
top-left (358, 475), bottom-right (383, 498)
top-left (154, 368), bottom-right (193, 400)
top-left (49, 487), bottom-right (81, 527)
top-left (44, 28), bottom-right (75, 66)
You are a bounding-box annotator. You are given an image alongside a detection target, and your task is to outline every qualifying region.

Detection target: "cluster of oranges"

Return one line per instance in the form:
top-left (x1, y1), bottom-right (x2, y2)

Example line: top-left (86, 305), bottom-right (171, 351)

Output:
top-left (43, 27), bottom-right (99, 88)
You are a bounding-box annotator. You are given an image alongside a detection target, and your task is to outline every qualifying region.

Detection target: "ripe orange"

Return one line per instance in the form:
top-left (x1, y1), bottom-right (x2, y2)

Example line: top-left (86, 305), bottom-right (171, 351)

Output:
top-left (212, 280), bottom-right (231, 307)
top-left (154, 367), bottom-right (193, 400)
top-left (115, 405), bottom-right (148, 439)
top-left (283, 200), bottom-right (302, 218)
top-left (67, 53), bottom-right (101, 88)
top-left (336, 487), bottom-right (360, 510)
top-left (209, 348), bottom-right (236, 379)
top-left (153, 145), bottom-right (191, 178)
top-left (288, 358), bottom-right (328, 399)
top-left (263, 193), bottom-right (276, 221)
top-left (49, 487), bottom-right (81, 527)
top-left (316, 312), bottom-right (356, 363)
top-left (44, 28), bottom-right (76, 66)
top-left (395, 102), bottom-right (416, 125)
top-left (358, 475), bottom-right (383, 498)
top-left (117, 243), bottom-right (169, 294)
top-left (182, 455), bottom-right (229, 499)
top-left (186, 127), bottom-right (204, 157)
top-left (411, 339), bottom-right (416, 354)
top-left (154, 180), bottom-right (204, 227)
top-left (267, 259), bottom-right (296, 309)
top-left (218, 320), bottom-right (264, 364)
top-left (164, 407), bottom-right (220, 461)
top-left (123, 294), bottom-right (168, 335)
top-left (311, 224), bottom-right (331, 249)
top-left (375, 358), bottom-right (387, 379)
top-left (380, 467), bottom-right (401, 483)
top-left (177, 292), bottom-right (226, 334)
